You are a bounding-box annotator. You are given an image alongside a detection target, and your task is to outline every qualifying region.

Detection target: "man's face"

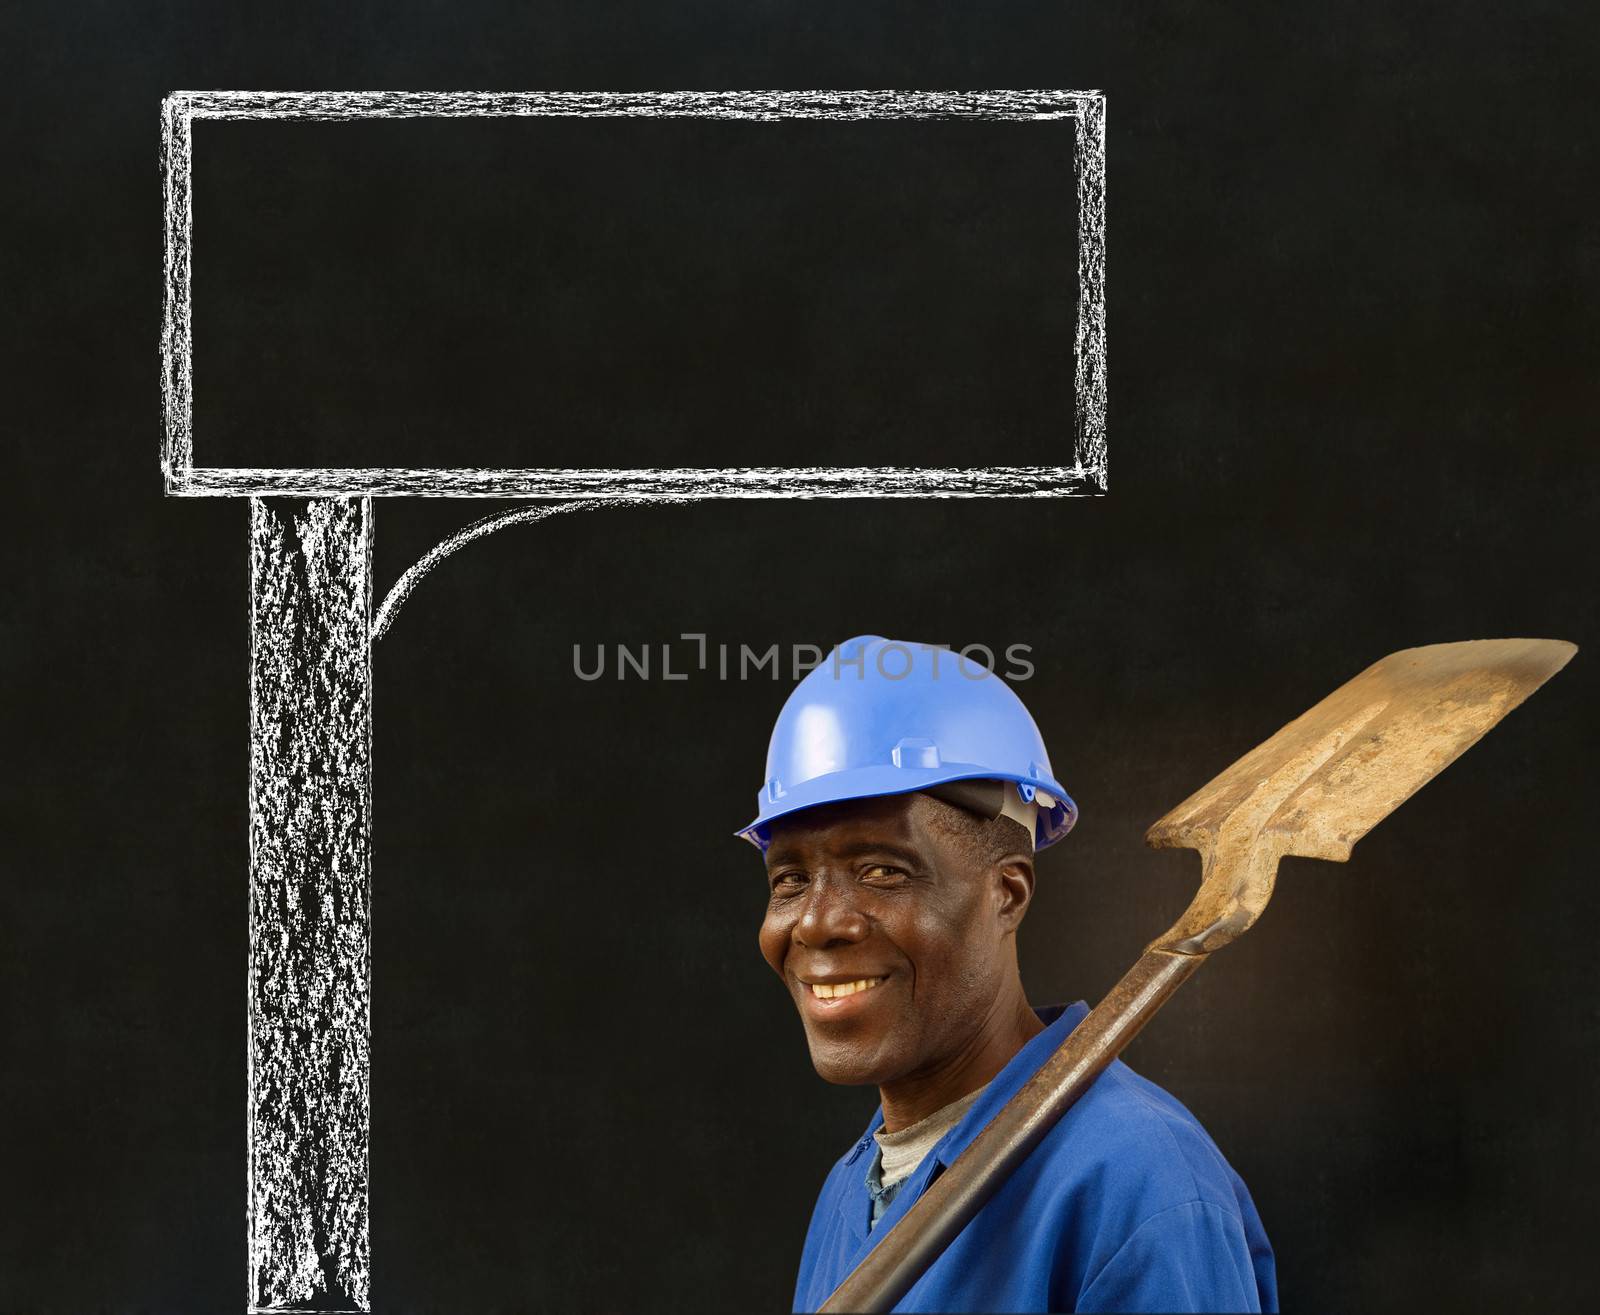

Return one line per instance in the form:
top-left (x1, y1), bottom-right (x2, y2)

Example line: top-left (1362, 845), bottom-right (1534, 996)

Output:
top-left (757, 792), bottom-right (1024, 1087)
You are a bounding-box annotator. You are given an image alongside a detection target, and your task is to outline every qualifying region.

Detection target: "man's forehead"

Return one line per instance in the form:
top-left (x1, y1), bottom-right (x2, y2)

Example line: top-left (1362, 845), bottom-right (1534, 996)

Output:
top-left (763, 793), bottom-right (932, 861)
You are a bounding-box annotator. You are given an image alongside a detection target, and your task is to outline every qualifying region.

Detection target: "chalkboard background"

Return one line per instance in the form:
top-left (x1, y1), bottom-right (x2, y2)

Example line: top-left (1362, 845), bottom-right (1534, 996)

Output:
top-left (3, 2), bottom-right (1595, 1312)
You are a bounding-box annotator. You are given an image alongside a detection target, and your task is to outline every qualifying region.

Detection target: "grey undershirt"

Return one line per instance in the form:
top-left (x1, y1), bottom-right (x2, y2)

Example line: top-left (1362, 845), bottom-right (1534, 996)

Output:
top-left (866, 1086), bottom-right (987, 1229)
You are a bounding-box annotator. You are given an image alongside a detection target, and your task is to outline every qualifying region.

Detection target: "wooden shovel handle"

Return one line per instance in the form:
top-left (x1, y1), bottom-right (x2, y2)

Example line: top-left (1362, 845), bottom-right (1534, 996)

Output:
top-left (817, 947), bottom-right (1206, 1314)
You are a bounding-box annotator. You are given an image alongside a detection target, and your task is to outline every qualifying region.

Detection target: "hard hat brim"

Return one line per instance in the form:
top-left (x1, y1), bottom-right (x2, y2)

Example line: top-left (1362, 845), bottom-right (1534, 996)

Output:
top-left (736, 763), bottom-right (1077, 853)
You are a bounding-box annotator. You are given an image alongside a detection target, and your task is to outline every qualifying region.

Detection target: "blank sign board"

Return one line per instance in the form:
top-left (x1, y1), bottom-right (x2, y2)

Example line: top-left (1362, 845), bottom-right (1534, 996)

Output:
top-left (161, 91), bottom-right (1107, 498)
top-left (158, 87), bottom-right (1108, 1314)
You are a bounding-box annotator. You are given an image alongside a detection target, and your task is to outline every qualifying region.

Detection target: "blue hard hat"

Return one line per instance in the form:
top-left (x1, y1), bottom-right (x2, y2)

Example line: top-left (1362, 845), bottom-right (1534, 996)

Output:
top-left (737, 635), bottom-right (1077, 852)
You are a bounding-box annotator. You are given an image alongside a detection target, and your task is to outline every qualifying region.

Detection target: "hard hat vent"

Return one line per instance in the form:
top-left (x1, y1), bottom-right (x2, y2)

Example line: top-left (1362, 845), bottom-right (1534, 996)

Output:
top-left (891, 738), bottom-right (941, 770)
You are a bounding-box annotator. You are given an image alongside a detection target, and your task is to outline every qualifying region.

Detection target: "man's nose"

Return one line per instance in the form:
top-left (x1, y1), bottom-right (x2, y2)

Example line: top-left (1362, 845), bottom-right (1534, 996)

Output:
top-left (792, 877), bottom-right (869, 949)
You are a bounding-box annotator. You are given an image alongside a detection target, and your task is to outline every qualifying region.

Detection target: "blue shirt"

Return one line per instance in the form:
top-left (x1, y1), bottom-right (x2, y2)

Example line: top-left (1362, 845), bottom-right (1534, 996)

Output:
top-left (793, 1003), bottom-right (1277, 1314)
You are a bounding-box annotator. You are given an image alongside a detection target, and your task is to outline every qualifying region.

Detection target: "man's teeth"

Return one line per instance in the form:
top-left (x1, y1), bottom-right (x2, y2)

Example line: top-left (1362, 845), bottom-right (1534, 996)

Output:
top-left (810, 977), bottom-right (885, 999)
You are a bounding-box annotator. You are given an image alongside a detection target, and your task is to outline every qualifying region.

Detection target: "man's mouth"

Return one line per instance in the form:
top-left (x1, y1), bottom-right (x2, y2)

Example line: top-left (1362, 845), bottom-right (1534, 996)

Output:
top-left (805, 976), bottom-right (887, 999)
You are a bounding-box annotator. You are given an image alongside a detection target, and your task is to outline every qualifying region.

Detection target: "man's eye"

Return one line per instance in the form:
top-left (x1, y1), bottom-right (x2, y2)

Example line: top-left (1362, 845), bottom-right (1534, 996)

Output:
top-left (769, 871), bottom-right (807, 892)
top-left (861, 864), bottom-right (906, 881)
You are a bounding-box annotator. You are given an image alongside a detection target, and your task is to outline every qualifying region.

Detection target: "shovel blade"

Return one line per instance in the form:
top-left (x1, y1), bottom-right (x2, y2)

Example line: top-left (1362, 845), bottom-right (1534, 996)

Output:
top-left (1147, 638), bottom-right (1576, 866)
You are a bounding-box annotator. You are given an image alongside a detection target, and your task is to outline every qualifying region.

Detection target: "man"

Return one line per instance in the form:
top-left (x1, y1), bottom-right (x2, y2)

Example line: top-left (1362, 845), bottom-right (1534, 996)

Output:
top-left (739, 636), bottom-right (1277, 1314)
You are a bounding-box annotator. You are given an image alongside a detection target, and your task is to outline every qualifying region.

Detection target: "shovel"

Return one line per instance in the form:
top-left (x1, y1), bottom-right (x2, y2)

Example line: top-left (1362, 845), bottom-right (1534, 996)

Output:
top-left (818, 637), bottom-right (1576, 1313)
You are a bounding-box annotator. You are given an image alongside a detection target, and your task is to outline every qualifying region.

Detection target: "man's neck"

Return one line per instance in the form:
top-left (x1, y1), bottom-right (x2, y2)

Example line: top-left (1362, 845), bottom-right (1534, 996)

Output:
top-left (877, 991), bottom-right (1045, 1133)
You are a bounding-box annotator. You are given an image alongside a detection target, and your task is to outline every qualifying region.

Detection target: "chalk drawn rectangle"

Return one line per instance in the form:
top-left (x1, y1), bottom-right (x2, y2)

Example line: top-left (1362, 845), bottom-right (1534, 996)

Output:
top-left (161, 90), bottom-right (1107, 499)
top-left (193, 118), bottom-right (1075, 474)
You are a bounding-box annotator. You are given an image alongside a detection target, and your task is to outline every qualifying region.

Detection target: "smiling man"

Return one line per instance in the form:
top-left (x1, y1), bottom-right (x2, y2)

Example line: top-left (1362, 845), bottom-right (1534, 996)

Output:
top-left (740, 637), bottom-right (1276, 1314)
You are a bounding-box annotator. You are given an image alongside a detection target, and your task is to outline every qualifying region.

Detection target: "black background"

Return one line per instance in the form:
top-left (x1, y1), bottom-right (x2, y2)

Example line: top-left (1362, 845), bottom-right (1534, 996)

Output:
top-left (3, 3), bottom-right (1596, 1313)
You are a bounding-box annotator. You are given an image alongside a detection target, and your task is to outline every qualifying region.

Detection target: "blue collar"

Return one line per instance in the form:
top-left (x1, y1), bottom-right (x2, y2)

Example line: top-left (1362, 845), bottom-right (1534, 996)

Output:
top-left (838, 1002), bottom-right (1090, 1245)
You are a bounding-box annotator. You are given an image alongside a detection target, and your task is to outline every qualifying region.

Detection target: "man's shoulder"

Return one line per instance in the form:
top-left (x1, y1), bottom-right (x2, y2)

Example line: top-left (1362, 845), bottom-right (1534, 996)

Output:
top-left (1002, 1055), bottom-right (1270, 1309)
top-left (1024, 1054), bottom-right (1251, 1219)
top-left (798, 1057), bottom-right (1273, 1314)
top-left (807, 1031), bottom-right (1253, 1230)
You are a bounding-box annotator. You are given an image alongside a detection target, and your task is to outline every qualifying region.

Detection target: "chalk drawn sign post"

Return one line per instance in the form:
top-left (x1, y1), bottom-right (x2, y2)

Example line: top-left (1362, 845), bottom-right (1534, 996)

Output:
top-left (159, 88), bottom-right (1107, 1312)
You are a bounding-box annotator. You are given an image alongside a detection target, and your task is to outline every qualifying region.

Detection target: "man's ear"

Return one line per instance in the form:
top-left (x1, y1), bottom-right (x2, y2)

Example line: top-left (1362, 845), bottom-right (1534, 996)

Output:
top-left (994, 855), bottom-right (1036, 933)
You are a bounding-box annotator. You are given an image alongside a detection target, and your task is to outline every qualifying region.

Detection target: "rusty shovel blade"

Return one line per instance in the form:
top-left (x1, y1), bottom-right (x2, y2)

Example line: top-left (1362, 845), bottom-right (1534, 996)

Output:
top-left (817, 637), bottom-right (1575, 1314)
top-left (1145, 638), bottom-right (1578, 954)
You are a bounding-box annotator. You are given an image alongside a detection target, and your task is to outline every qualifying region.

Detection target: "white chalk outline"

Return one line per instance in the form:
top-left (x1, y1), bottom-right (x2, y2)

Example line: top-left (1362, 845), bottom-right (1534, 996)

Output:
top-left (167, 87), bottom-right (1111, 1313)
top-left (371, 498), bottom-right (637, 642)
top-left (160, 88), bottom-right (1108, 498)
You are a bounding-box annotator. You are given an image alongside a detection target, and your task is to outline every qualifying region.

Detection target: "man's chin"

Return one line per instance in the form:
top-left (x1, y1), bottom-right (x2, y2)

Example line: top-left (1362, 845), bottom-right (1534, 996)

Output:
top-left (804, 1033), bottom-right (898, 1087)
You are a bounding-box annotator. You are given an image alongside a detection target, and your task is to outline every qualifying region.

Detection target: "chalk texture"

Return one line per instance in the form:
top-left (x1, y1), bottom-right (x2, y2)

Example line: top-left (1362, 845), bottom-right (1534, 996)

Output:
top-left (249, 498), bottom-right (372, 1312)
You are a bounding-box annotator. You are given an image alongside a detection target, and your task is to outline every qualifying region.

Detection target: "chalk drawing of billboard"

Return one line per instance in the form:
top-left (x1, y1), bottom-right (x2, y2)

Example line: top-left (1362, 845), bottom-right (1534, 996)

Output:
top-left (160, 88), bottom-right (1106, 1312)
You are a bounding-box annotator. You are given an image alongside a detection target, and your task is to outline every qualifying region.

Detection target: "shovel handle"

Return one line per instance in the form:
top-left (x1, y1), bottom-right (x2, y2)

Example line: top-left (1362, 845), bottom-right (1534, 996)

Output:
top-left (817, 947), bottom-right (1205, 1314)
